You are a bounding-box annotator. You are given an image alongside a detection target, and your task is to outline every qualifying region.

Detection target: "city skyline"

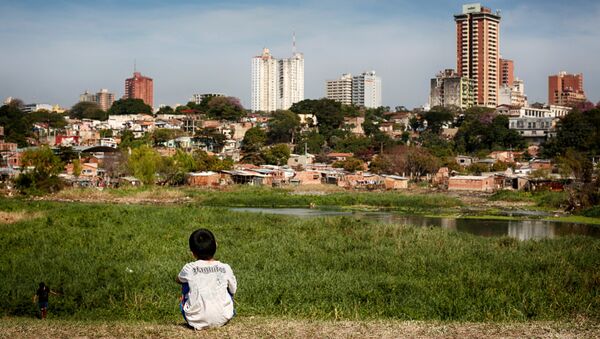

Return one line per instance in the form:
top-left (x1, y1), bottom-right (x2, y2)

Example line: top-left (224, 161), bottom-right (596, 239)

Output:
top-left (1, 0), bottom-right (599, 109)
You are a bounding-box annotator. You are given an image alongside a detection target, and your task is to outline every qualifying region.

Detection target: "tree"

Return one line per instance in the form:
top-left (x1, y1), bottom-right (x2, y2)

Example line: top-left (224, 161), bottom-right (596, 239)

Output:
top-left (152, 128), bottom-right (184, 146)
top-left (423, 107), bottom-right (454, 134)
top-left (290, 99), bottom-right (344, 142)
top-left (157, 106), bottom-right (175, 115)
top-left (262, 144), bottom-right (291, 166)
top-left (108, 98), bottom-right (152, 116)
top-left (69, 102), bottom-right (107, 120)
top-left (380, 145), bottom-right (441, 177)
top-left (206, 96), bottom-right (246, 121)
top-left (0, 104), bottom-right (30, 146)
top-left (27, 110), bottom-right (68, 129)
top-left (267, 110), bottom-right (300, 144)
top-left (293, 131), bottom-right (325, 154)
top-left (333, 157), bottom-right (365, 172)
top-left (14, 146), bottom-right (64, 194)
top-left (241, 127), bottom-right (266, 153)
top-left (126, 145), bottom-right (162, 185)
top-left (369, 154), bottom-right (392, 174)
top-left (72, 159), bottom-right (82, 177)
top-left (454, 114), bottom-right (525, 154)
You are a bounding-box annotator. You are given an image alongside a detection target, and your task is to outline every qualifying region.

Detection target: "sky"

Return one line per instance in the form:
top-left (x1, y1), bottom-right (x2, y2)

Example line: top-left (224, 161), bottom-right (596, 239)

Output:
top-left (1, 0), bottom-right (599, 110)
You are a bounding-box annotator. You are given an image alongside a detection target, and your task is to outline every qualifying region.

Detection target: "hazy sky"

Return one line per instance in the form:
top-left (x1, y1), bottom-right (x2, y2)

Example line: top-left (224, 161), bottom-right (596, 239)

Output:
top-left (1, 0), bottom-right (599, 109)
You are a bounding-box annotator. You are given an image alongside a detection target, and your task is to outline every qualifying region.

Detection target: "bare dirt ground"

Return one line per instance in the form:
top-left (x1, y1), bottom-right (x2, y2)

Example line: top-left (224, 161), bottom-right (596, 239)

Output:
top-left (0, 211), bottom-right (43, 224)
top-left (1, 317), bottom-right (598, 339)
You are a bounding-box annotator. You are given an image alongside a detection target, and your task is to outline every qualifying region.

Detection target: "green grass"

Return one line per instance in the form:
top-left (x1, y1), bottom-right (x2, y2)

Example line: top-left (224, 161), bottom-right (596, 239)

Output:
top-left (0, 198), bottom-right (598, 322)
top-left (193, 186), bottom-right (462, 212)
top-left (489, 190), bottom-right (569, 209)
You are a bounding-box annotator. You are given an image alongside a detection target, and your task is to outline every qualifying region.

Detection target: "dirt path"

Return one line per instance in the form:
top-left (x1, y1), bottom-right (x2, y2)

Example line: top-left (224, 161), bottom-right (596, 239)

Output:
top-left (1, 317), bottom-right (597, 338)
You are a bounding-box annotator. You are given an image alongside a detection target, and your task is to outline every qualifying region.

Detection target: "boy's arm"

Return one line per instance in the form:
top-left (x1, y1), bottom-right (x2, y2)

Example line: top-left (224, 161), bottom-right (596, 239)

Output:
top-left (226, 265), bottom-right (237, 295)
top-left (175, 276), bottom-right (183, 284)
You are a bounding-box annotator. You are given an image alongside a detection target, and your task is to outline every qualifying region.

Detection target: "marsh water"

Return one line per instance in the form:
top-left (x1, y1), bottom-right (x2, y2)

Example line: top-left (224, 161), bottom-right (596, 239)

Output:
top-left (230, 207), bottom-right (600, 241)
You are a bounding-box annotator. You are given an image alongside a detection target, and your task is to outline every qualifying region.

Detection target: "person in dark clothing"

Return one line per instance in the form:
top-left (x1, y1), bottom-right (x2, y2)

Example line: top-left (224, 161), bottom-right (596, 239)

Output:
top-left (32, 282), bottom-right (58, 319)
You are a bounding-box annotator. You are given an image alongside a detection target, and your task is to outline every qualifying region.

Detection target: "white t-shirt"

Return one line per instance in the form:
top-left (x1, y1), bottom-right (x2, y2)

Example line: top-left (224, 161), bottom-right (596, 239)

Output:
top-left (178, 259), bottom-right (237, 329)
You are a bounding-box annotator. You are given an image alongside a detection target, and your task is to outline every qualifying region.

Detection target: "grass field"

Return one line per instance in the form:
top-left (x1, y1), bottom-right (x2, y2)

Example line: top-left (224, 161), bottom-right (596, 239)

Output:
top-left (1, 197), bottom-right (599, 323)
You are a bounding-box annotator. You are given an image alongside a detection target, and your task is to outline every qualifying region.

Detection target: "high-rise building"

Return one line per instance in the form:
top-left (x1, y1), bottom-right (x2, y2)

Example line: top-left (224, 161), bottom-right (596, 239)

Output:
top-left (455, 3), bottom-right (501, 108)
top-left (96, 89), bottom-right (115, 111)
top-left (278, 51), bottom-right (304, 110)
top-left (429, 69), bottom-right (474, 110)
top-left (125, 71), bottom-right (154, 108)
top-left (326, 73), bottom-right (353, 105)
top-left (352, 71), bottom-right (382, 108)
top-left (548, 71), bottom-right (586, 107)
top-left (251, 48), bottom-right (278, 112)
top-left (79, 89), bottom-right (115, 111)
top-left (500, 58), bottom-right (514, 87)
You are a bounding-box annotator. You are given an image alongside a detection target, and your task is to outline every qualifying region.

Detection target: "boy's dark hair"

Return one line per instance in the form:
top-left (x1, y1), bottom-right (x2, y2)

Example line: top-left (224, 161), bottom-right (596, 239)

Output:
top-left (189, 228), bottom-right (217, 260)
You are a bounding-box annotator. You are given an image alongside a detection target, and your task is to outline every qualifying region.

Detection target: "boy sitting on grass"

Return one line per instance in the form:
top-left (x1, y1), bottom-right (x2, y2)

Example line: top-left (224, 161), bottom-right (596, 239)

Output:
top-left (177, 228), bottom-right (237, 330)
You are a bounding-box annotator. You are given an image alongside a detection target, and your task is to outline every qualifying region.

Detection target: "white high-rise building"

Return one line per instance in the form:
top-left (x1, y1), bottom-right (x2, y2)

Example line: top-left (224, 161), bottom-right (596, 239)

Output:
top-left (251, 48), bottom-right (278, 112)
top-left (352, 71), bottom-right (382, 108)
top-left (326, 73), bottom-right (353, 105)
top-left (278, 52), bottom-right (304, 110)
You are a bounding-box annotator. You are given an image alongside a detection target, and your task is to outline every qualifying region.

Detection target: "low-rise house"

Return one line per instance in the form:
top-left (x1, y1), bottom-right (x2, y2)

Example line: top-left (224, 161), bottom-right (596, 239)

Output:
top-left (488, 151), bottom-right (521, 163)
top-left (327, 152), bottom-right (354, 162)
top-left (292, 170), bottom-right (322, 185)
top-left (530, 159), bottom-right (552, 171)
top-left (448, 175), bottom-right (495, 192)
top-left (455, 155), bottom-right (475, 167)
top-left (222, 169), bottom-right (272, 186)
top-left (338, 173), bottom-right (384, 189)
top-left (383, 175), bottom-right (409, 189)
top-left (187, 171), bottom-right (222, 187)
top-left (287, 153), bottom-right (315, 168)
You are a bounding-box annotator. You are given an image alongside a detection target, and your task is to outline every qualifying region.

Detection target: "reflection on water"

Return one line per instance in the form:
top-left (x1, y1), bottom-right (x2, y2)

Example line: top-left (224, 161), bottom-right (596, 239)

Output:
top-left (230, 207), bottom-right (600, 241)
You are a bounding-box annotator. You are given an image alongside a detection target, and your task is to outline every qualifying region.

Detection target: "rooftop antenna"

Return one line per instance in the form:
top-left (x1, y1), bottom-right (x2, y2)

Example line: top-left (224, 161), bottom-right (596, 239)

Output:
top-left (292, 32), bottom-right (296, 54)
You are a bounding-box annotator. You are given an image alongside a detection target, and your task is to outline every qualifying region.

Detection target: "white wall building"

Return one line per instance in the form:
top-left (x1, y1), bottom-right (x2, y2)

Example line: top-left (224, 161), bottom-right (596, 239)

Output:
top-left (278, 52), bottom-right (304, 110)
top-left (352, 71), bottom-right (382, 108)
top-left (498, 78), bottom-right (527, 108)
top-left (326, 73), bottom-right (353, 105)
top-left (251, 48), bottom-right (278, 112)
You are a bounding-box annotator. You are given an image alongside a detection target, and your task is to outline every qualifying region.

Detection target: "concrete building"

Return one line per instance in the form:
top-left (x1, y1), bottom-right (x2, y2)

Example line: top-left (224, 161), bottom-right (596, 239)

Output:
top-left (429, 69), bottom-right (474, 110)
top-left (500, 58), bottom-right (514, 87)
top-left (326, 73), bottom-right (353, 105)
top-left (278, 51), bottom-right (304, 110)
top-left (455, 3), bottom-right (501, 108)
top-left (548, 71), bottom-right (586, 107)
top-left (508, 105), bottom-right (571, 144)
top-left (251, 48), bottom-right (278, 112)
top-left (498, 78), bottom-right (527, 107)
top-left (125, 72), bottom-right (154, 108)
top-left (21, 103), bottom-right (53, 113)
top-left (352, 71), bottom-right (382, 108)
top-left (79, 89), bottom-right (115, 111)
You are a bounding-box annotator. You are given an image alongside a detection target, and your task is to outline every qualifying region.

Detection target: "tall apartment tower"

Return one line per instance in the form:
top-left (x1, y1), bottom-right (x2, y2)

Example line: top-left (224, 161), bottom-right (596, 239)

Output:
top-left (500, 58), bottom-right (514, 87)
top-left (326, 73), bottom-right (353, 105)
top-left (125, 72), bottom-right (154, 108)
top-left (278, 38), bottom-right (304, 110)
top-left (251, 48), bottom-right (278, 112)
top-left (455, 3), bottom-right (501, 108)
top-left (548, 72), bottom-right (586, 107)
top-left (352, 71), bottom-right (382, 108)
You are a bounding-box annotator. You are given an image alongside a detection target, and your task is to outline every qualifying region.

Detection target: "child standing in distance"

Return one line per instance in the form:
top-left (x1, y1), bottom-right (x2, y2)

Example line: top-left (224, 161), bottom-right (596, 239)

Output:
top-left (32, 282), bottom-right (58, 320)
top-left (177, 229), bottom-right (237, 330)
